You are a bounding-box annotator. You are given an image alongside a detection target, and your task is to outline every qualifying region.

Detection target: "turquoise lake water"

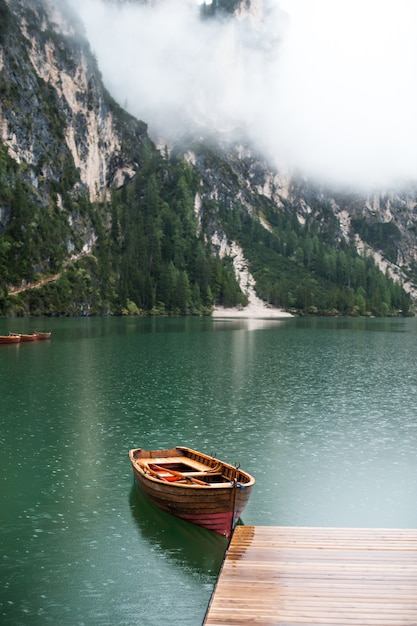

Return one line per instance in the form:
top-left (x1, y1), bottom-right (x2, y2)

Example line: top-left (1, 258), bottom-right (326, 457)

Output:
top-left (1, 316), bottom-right (416, 625)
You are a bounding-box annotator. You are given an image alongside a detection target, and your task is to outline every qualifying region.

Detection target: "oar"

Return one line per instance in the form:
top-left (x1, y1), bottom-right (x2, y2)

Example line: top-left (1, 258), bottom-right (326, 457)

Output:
top-left (136, 461), bottom-right (178, 482)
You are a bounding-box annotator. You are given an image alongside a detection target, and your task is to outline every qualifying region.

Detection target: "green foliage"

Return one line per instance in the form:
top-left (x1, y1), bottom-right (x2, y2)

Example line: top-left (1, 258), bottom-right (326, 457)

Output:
top-left (1, 134), bottom-right (410, 318)
top-left (107, 155), bottom-right (246, 315)
top-left (351, 217), bottom-right (401, 263)
top-left (0, 137), bottom-right (101, 314)
top-left (0, 146), bottom-right (246, 317)
top-left (219, 200), bottom-right (411, 317)
top-left (0, 113), bottom-right (411, 320)
top-left (0, 2), bottom-right (11, 43)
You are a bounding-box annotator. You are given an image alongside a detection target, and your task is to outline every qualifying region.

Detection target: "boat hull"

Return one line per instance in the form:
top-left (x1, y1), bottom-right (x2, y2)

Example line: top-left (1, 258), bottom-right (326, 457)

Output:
top-left (20, 334), bottom-right (38, 341)
top-left (129, 447), bottom-right (254, 537)
top-left (0, 335), bottom-right (21, 344)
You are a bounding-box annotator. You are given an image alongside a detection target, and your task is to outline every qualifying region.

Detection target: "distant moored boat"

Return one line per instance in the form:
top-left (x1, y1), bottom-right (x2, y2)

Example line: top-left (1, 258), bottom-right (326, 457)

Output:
top-left (18, 333), bottom-right (38, 341)
top-left (35, 332), bottom-right (51, 340)
top-left (0, 334), bottom-right (21, 344)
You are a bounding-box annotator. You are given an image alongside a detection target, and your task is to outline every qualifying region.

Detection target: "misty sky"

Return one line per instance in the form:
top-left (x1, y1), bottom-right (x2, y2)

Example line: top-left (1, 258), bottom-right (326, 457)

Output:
top-left (71, 0), bottom-right (417, 189)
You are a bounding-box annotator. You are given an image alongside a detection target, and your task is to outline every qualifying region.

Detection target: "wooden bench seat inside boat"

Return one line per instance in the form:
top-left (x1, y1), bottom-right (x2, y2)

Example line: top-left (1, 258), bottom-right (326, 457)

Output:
top-left (161, 470), bottom-right (225, 481)
top-left (147, 457), bottom-right (212, 473)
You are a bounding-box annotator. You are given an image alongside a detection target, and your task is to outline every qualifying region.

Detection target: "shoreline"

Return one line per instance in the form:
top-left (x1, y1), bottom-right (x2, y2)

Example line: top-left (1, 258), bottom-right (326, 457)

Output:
top-left (212, 305), bottom-right (293, 319)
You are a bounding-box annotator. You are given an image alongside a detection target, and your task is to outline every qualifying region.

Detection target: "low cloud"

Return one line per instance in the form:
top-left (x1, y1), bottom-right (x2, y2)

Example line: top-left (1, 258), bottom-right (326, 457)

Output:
top-left (71, 0), bottom-right (417, 189)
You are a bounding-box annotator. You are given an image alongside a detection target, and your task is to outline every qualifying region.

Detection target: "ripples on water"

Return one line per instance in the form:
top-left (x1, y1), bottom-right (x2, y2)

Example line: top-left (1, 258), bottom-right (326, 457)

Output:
top-left (1, 316), bottom-right (417, 625)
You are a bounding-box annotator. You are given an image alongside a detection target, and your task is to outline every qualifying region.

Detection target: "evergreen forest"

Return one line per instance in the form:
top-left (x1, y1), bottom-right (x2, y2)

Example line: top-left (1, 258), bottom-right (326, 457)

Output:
top-left (0, 142), bottom-right (247, 317)
top-left (0, 135), bottom-right (411, 318)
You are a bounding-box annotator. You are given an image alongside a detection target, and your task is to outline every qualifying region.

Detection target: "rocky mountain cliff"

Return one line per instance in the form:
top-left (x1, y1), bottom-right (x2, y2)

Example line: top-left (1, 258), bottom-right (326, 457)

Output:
top-left (0, 0), bottom-right (416, 316)
top-left (177, 134), bottom-right (417, 301)
top-left (0, 0), bottom-right (146, 200)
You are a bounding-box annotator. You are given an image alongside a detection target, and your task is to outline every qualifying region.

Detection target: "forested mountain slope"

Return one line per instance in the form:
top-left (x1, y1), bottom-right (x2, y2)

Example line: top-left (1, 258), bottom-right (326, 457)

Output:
top-left (0, 0), bottom-right (415, 317)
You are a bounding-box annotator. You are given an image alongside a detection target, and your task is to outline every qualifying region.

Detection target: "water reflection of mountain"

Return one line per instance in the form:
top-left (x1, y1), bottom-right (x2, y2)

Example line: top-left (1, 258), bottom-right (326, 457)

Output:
top-left (129, 486), bottom-right (228, 577)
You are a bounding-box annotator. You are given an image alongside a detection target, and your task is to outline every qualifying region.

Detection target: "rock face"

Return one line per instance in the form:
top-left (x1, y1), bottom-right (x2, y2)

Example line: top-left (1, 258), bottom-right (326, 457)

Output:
top-left (179, 134), bottom-right (417, 298)
top-left (0, 0), bottom-right (146, 205)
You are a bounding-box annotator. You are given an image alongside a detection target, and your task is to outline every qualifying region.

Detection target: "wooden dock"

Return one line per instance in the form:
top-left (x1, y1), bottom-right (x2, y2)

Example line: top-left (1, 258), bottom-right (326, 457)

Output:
top-left (204, 526), bottom-right (417, 625)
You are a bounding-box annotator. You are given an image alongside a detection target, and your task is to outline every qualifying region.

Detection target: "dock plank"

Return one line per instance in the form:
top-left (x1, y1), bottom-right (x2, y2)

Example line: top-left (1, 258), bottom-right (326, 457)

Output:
top-left (203, 526), bottom-right (417, 626)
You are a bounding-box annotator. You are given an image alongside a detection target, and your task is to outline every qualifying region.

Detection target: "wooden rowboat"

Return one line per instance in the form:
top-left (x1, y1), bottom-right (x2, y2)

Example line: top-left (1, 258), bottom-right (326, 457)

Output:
top-left (0, 334), bottom-right (21, 344)
top-left (18, 333), bottom-right (38, 341)
top-left (35, 331), bottom-right (51, 340)
top-left (129, 446), bottom-right (255, 538)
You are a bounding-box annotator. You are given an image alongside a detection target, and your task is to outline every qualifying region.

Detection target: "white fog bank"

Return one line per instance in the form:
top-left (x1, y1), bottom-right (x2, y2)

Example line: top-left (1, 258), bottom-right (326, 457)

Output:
top-left (71, 0), bottom-right (417, 190)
